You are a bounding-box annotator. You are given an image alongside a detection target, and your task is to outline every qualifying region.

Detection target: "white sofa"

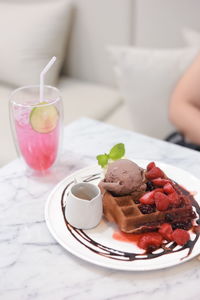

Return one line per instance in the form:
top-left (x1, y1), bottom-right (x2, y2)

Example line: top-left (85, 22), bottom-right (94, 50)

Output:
top-left (0, 0), bottom-right (134, 167)
top-left (1, 0), bottom-right (200, 167)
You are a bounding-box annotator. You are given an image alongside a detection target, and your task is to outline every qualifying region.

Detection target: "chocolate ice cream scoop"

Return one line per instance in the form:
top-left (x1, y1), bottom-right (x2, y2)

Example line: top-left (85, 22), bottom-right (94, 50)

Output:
top-left (99, 159), bottom-right (146, 196)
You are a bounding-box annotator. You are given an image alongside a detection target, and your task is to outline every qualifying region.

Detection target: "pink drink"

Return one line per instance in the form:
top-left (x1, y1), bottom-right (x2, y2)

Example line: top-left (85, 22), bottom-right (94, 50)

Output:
top-left (15, 117), bottom-right (59, 171)
top-left (10, 86), bottom-right (63, 172)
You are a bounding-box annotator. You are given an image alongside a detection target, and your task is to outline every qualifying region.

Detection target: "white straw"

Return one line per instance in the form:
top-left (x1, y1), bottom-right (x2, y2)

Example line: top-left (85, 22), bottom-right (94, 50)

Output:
top-left (39, 56), bottom-right (57, 102)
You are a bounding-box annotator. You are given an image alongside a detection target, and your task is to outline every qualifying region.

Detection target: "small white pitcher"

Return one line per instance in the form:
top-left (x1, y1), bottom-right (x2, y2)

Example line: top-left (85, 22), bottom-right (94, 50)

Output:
top-left (65, 182), bottom-right (102, 229)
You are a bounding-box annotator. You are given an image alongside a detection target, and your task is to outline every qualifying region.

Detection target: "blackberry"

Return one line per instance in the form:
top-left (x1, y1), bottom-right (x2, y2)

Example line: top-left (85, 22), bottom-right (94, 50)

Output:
top-left (172, 221), bottom-right (192, 230)
top-left (165, 213), bottom-right (174, 222)
top-left (146, 245), bottom-right (157, 253)
top-left (197, 219), bottom-right (200, 225)
top-left (146, 181), bottom-right (154, 191)
top-left (134, 199), bottom-right (140, 204)
top-left (139, 204), bottom-right (156, 214)
top-left (191, 211), bottom-right (197, 219)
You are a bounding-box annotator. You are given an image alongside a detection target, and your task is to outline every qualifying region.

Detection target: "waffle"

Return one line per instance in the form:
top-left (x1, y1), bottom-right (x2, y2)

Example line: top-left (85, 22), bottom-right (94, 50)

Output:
top-left (103, 184), bottom-right (195, 233)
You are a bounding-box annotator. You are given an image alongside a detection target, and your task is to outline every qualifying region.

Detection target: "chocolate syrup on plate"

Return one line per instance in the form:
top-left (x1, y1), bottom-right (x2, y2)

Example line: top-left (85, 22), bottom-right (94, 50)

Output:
top-left (61, 174), bottom-right (200, 262)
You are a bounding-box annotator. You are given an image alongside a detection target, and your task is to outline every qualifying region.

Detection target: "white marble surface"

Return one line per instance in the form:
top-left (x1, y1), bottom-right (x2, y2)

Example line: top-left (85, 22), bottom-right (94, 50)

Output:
top-left (1, 118), bottom-right (200, 300)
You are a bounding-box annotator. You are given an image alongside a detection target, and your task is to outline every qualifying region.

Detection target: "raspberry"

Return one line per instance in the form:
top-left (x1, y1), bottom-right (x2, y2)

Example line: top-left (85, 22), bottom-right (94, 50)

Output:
top-left (139, 204), bottom-right (156, 214)
top-left (154, 192), bottom-right (170, 211)
top-left (139, 191), bottom-right (155, 205)
top-left (171, 229), bottom-right (190, 246)
top-left (158, 223), bottom-right (173, 241)
top-left (138, 232), bottom-right (163, 251)
top-left (147, 162), bottom-right (156, 171)
top-left (168, 192), bottom-right (181, 207)
top-left (163, 183), bottom-right (175, 194)
top-left (145, 167), bottom-right (164, 180)
top-left (152, 178), bottom-right (170, 187)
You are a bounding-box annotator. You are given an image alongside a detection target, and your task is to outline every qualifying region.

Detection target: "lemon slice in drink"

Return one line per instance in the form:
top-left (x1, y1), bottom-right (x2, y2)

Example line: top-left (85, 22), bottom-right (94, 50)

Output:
top-left (30, 102), bottom-right (59, 133)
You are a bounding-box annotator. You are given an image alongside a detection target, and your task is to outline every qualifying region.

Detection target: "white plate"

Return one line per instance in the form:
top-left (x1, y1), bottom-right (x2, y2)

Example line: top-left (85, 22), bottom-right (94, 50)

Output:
top-left (45, 160), bottom-right (200, 271)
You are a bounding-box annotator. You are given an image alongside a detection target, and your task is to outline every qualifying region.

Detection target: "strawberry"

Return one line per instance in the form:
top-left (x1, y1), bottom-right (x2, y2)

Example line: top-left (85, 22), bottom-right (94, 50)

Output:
top-left (154, 192), bottom-right (170, 211)
top-left (154, 188), bottom-right (164, 193)
top-left (145, 167), bottom-right (164, 180)
top-left (158, 223), bottom-right (173, 241)
top-left (163, 183), bottom-right (175, 194)
top-left (138, 232), bottom-right (163, 251)
top-left (147, 162), bottom-right (156, 171)
top-left (171, 229), bottom-right (190, 246)
top-left (152, 178), bottom-right (170, 187)
top-left (139, 188), bottom-right (164, 205)
top-left (139, 191), bottom-right (155, 205)
top-left (168, 192), bottom-right (181, 207)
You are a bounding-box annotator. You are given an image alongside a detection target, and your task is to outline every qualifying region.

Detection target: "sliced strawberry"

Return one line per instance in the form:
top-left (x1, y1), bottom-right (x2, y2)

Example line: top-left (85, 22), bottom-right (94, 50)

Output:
top-left (168, 192), bottom-right (181, 207)
top-left (138, 232), bottom-right (163, 251)
top-left (154, 188), bottom-right (164, 193)
top-left (139, 191), bottom-right (155, 205)
top-left (158, 223), bottom-right (173, 241)
top-left (147, 162), bottom-right (156, 171)
top-left (163, 183), bottom-right (175, 194)
top-left (145, 167), bottom-right (164, 180)
top-left (171, 229), bottom-right (190, 246)
top-left (154, 192), bottom-right (170, 211)
top-left (152, 178), bottom-right (170, 187)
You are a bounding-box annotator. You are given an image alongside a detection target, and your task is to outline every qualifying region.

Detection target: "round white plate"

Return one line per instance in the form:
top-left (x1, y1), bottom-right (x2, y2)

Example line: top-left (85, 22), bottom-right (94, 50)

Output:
top-left (45, 160), bottom-right (200, 271)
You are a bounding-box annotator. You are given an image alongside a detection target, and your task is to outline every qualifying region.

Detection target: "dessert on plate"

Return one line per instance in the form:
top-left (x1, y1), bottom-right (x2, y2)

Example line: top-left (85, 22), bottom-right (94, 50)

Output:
top-left (97, 144), bottom-right (199, 252)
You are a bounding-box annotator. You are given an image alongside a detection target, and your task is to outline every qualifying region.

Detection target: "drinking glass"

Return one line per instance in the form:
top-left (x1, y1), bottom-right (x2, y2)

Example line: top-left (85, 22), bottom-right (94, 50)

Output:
top-left (9, 85), bottom-right (63, 173)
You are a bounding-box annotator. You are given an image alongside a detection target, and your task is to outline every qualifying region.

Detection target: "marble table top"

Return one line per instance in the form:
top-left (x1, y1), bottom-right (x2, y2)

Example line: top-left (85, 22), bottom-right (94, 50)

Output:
top-left (1, 118), bottom-right (200, 300)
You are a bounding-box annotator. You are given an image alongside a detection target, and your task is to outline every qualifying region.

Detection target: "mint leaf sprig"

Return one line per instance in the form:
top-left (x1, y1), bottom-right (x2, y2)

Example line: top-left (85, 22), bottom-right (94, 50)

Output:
top-left (96, 153), bottom-right (109, 168)
top-left (96, 143), bottom-right (125, 168)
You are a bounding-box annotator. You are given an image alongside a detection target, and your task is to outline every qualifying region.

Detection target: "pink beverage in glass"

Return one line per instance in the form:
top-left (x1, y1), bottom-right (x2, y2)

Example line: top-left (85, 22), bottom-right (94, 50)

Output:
top-left (15, 110), bottom-right (59, 171)
top-left (10, 85), bottom-right (63, 172)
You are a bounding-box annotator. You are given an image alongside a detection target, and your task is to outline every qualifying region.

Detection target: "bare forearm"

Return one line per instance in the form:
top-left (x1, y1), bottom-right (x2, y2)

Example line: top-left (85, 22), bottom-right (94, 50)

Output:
top-left (169, 53), bottom-right (200, 144)
top-left (169, 100), bottom-right (200, 145)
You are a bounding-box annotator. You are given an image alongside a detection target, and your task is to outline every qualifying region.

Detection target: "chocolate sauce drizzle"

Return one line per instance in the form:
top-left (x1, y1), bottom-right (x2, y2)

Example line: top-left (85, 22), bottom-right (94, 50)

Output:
top-left (61, 173), bottom-right (200, 262)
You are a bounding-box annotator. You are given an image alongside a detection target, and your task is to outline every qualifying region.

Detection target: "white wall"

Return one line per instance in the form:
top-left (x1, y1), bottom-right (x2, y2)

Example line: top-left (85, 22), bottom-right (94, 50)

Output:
top-left (134, 0), bottom-right (200, 47)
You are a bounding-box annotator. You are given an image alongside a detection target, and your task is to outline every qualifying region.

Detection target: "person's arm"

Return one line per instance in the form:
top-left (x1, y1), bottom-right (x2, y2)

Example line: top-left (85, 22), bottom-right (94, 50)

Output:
top-left (169, 53), bottom-right (200, 145)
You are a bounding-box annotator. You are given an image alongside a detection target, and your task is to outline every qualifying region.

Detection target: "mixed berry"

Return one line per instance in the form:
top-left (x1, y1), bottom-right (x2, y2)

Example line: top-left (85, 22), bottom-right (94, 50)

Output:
top-left (139, 161), bottom-right (185, 212)
top-left (138, 224), bottom-right (190, 252)
top-left (136, 161), bottom-right (196, 252)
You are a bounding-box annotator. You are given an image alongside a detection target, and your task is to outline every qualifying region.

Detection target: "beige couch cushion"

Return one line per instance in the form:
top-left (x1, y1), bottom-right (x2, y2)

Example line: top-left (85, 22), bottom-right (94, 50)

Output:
top-left (63, 0), bottom-right (132, 86)
top-left (0, 85), bottom-right (17, 167)
top-left (105, 103), bottom-right (134, 131)
top-left (0, 78), bottom-right (121, 166)
top-left (108, 46), bottom-right (199, 139)
top-left (183, 28), bottom-right (200, 47)
top-left (0, 0), bottom-right (71, 87)
top-left (58, 77), bottom-right (122, 123)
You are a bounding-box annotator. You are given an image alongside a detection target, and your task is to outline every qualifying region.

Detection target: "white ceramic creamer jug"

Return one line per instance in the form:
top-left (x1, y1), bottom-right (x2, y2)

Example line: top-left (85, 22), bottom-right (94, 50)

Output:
top-left (65, 182), bottom-right (102, 229)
